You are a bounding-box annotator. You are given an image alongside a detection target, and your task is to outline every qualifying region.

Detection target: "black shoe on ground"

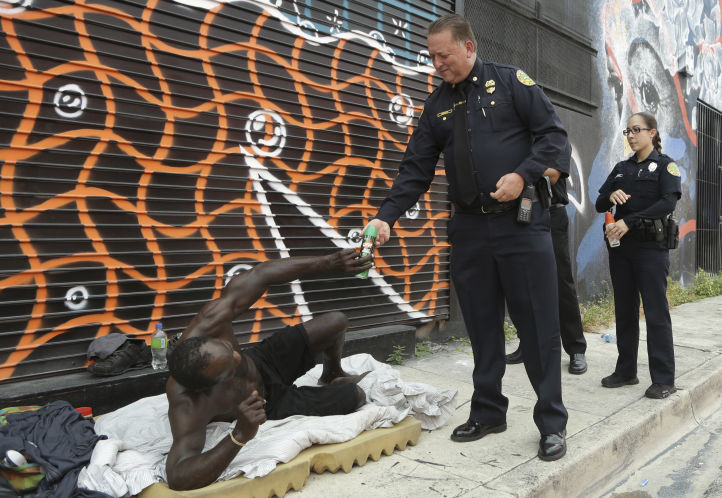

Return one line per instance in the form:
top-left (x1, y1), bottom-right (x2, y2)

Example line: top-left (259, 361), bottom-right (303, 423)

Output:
top-left (88, 340), bottom-right (151, 377)
top-left (601, 372), bottom-right (639, 388)
top-left (538, 429), bottom-right (566, 461)
top-left (568, 353), bottom-right (587, 375)
top-left (450, 420), bottom-right (507, 442)
top-left (505, 347), bottom-right (523, 365)
top-left (645, 383), bottom-right (677, 399)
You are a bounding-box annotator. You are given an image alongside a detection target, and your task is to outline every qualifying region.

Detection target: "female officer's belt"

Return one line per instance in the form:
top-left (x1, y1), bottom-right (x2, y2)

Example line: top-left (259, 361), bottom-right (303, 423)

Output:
top-left (629, 218), bottom-right (667, 242)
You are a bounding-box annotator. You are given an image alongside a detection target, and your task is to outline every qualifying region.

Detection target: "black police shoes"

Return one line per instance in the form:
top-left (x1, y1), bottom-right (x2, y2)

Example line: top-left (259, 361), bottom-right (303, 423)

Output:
top-left (601, 372), bottom-right (639, 388)
top-left (568, 353), bottom-right (587, 375)
top-left (645, 383), bottom-right (677, 399)
top-left (450, 420), bottom-right (507, 442)
top-left (505, 347), bottom-right (523, 364)
top-left (538, 429), bottom-right (566, 461)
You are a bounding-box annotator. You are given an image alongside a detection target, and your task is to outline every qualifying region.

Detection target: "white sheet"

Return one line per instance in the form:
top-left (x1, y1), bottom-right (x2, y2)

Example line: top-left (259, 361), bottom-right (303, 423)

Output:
top-left (78, 353), bottom-right (456, 497)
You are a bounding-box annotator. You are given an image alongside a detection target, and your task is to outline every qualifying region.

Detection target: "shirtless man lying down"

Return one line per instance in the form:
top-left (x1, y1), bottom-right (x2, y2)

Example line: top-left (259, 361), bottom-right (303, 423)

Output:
top-left (165, 249), bottom-right (372, 490)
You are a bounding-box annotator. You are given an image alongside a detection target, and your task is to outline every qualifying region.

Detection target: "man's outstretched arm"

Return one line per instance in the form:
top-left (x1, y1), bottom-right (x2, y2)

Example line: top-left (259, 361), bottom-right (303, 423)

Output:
top-left (165, 392), bottom-right (266, 490)
top-left (223, 248), bottom-right (372, 316)
top-left (183, 248), bottom-right (372, 338)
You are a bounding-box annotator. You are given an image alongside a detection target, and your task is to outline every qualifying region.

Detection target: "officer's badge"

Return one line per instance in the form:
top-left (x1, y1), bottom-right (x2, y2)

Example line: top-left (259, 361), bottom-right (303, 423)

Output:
top-left (485, 79), bottom-right (495, 94)
top-left (516, 70), bottom-right (535, 86)
top-left (648, 162), bottom-right (657, 172)
top-left (667, 162), bottom-right (681, 177)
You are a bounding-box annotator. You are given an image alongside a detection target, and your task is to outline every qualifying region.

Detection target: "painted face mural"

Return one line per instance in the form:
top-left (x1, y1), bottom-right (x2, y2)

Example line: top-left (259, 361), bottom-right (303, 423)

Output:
top-left (0, 0), bottom-right (452, 381)
top-left (577, 0), bottom-right (721, 295)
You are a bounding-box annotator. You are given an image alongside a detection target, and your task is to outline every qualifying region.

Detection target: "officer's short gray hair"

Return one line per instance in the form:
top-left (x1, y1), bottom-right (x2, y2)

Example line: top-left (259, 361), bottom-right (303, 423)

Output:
top-left (428, 14), bottom-right (478, 52)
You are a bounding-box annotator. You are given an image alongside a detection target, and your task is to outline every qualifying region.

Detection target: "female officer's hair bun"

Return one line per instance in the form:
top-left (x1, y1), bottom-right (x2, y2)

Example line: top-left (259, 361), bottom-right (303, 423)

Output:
top-left (632, 111), bottom-right (662, 153)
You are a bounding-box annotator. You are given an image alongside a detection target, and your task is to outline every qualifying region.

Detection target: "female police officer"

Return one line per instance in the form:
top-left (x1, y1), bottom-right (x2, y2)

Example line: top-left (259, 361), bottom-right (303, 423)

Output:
top-left (595, 111), bottom-right (681, 399)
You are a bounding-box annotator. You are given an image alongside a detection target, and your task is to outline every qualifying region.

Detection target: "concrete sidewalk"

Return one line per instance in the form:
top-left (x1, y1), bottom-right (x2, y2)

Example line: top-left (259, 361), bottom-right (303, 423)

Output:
top-left (293, 295), bottom-right (722, 497)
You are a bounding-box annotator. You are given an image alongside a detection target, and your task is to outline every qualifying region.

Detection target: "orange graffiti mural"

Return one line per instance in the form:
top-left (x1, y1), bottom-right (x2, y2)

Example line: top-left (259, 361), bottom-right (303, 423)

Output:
top-left (0, 0), bottom-right (451, 381)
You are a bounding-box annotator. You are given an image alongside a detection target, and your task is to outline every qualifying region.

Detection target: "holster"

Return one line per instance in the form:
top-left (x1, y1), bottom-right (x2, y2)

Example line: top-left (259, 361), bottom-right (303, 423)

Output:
top-left (666, 216), bottom-right (679, 249)
top-left (537, 177), bottom-right (552, 209)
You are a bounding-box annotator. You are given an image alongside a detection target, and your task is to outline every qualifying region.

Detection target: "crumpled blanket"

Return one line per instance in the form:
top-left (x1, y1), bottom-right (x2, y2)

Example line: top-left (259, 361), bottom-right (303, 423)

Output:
top-left (295, 353), bottom-right (456, 431)
top-left (78, 353), bottom-right (456, 497)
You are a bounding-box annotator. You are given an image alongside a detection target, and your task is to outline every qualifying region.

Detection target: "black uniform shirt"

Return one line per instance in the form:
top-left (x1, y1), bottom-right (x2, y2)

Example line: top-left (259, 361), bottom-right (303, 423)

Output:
top-left (596, 149), bottom-right (682, 223)
top-left (375, 57), bottom-right (567, 226)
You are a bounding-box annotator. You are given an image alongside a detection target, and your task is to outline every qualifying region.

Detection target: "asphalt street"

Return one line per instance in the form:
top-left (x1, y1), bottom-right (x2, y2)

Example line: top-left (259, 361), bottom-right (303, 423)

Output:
top-left (603, 402), bottom-right (722, 498)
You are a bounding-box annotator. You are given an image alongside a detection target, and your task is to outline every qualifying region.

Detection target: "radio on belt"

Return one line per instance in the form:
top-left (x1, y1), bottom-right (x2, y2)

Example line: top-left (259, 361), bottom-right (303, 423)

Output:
top-left (516, 184), bottom-right (535, 224)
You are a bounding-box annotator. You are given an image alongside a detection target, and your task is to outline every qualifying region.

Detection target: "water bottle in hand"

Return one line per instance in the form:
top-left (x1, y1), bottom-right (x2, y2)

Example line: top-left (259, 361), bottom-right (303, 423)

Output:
top-left (605, 212), bottom-right (620, 247)
top-left (601, 333), bottom-right (616, 343)
top-left (151, 322), bottom-right (168, 370)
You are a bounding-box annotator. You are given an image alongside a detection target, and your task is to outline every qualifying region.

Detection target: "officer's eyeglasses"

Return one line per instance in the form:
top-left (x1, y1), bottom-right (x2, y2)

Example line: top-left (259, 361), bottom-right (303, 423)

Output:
top-left (622, 126), bottom-right (652, 136)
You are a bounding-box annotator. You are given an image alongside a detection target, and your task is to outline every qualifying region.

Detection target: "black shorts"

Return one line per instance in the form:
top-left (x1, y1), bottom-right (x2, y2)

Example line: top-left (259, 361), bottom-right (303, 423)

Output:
top-left (243, 323), bottom-right (359, 420)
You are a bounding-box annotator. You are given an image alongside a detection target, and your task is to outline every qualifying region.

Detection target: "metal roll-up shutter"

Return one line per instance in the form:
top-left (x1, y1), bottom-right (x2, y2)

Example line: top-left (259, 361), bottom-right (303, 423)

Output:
top-left (696, 100), bottom-right (722, 273)
top-left (0, 0), bottom-right (454, 383)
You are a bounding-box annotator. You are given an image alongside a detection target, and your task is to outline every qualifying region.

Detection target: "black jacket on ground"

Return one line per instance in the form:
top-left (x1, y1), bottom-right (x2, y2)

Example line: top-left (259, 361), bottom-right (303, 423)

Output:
top-left (0, 401), bottom-right (109, 498)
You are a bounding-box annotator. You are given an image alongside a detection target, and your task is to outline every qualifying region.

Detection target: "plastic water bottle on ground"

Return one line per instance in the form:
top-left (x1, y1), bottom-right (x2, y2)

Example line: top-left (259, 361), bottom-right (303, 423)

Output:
top-left (151, 322), bottom-right (168, 370)
top-left (601, 333), bottom-right (616, 343)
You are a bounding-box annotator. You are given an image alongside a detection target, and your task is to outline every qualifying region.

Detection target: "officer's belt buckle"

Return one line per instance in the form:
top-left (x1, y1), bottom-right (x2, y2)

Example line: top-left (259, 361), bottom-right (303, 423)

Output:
top-left (479, 201), bottom-right (514, 214)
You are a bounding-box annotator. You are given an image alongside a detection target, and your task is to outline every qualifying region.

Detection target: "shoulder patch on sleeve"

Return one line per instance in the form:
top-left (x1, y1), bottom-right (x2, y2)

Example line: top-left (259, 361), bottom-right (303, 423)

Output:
top-left (516, 69), bottom-right (535, 86)
top-left (667, 162), bottom-right (681, 177)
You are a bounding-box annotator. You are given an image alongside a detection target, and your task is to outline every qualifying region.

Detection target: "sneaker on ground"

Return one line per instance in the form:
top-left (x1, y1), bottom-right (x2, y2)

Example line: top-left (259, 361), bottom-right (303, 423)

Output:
top-left (88, 340), bottom-right (151, 377)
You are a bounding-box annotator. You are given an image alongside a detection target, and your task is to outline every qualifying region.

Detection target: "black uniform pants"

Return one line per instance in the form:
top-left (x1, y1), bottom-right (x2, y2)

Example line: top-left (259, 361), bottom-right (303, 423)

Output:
top-left (550, 205), bottom-right (587, 355)
top-left (608, 241), bottom-right (675, 385)
top-left (449, 202), bottom-right (568, 435)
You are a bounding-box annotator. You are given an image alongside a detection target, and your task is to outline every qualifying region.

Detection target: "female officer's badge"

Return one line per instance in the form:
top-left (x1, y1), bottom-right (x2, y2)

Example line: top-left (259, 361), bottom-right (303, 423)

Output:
top-left (667, 162), bottom-right (681, 176)
top-left (516, 70), bottom-right (535, 86)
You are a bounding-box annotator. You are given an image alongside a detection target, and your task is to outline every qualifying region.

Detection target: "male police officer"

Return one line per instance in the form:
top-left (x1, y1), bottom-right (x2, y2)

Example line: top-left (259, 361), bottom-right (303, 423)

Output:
top-left (506, 140), bottom-right (588, 374)
top-left (365, 14), bottom-right (568, 461)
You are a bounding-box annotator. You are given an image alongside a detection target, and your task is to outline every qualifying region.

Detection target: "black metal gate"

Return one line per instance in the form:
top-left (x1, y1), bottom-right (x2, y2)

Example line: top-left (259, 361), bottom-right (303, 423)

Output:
top-left (696, 100), bottom-right (722, 273)
top-left (464, 0), bottom-right (596, 112)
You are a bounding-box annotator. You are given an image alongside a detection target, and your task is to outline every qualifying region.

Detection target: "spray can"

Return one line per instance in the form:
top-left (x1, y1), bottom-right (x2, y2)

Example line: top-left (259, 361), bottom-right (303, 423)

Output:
top-left (605, 211), bottom-right (620, 247)
top-left (357, 225), bottom-right (377, 278)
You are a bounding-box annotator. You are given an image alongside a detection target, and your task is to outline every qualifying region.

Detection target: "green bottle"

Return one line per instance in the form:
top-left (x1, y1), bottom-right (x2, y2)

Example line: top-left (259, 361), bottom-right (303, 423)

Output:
top-left (356, 225), bottom-right (377, 278)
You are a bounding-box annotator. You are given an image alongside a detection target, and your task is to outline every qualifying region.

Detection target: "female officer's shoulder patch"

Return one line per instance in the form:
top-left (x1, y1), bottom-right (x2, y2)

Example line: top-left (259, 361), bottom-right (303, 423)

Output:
top-left (516, 69), bottom-right (535, 86)
top-left (667, 162), bottom-right (681, 177)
